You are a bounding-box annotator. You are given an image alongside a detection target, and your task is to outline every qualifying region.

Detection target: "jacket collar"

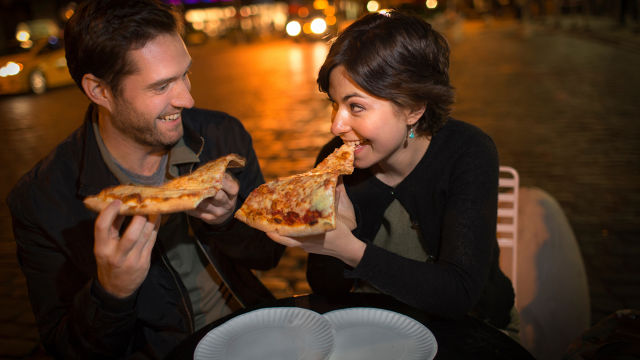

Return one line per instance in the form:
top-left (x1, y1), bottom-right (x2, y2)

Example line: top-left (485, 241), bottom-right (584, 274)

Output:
top-left (181, 108), bottom-right (205, 157)
top-left (171, 108), bottom-right (205, 176)
top-left (77, 104), bottom-right (205, 197)
top-left (77, 104), bottom-right (117, 198)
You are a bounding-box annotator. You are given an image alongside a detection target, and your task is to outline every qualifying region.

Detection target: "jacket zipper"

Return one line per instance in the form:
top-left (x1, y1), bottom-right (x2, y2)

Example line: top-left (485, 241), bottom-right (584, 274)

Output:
top-left (161, 254), bottom-right (195, 334)
top-left (187, 215), bottom-right (246, 308)
top-left (184, 142), bottom-right (245, 308)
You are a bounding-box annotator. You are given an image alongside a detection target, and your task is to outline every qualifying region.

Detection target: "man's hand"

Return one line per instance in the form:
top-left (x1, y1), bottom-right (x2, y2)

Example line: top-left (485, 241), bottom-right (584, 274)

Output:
top-left (94, 200), bottom-right (160, 299)
top-left (187, 173), bottom-right (239, 225)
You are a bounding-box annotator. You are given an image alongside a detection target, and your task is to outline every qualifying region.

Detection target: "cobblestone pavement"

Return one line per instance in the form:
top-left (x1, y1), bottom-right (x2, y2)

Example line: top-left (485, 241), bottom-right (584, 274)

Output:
top-left (0, 15), bottom-right (638, 359)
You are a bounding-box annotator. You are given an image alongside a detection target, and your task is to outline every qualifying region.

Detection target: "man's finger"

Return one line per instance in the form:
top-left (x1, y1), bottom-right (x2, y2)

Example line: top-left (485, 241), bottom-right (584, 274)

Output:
top-left (139, 215), bottom-right (161, 260)
top-left (117, 215), bottom-right (149, 256)
top-left (219, 173), bottom-right (239, 198)
top-left (94, 200), bottom-right (124, 253)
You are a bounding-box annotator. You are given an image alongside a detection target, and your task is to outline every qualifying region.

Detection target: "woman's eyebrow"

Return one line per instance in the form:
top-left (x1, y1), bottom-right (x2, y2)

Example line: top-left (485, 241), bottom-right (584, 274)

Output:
top-left (342, 93), bottom-right (363, 101)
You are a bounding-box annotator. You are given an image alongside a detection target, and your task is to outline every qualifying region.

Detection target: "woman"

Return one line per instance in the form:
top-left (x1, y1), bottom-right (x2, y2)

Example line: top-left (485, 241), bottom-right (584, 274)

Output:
top-left (268, 11), bottom-right (516, 333)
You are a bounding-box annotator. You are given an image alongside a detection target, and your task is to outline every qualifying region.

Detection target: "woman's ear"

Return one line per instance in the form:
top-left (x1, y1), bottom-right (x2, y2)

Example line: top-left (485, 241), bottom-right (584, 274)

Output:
top-left (406, 104), bottom-right (426, 126)
top-left (82, 74), bottom-right (113, 112)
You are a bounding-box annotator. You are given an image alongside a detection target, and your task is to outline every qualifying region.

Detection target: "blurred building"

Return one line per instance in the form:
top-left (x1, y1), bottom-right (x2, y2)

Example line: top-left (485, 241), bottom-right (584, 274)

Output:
top-left (0, 0), bottom-right (453, 50)
top-left (165, 0), bottom-right (450, 42)
top-left (164, 0), bottom-right (354, 42)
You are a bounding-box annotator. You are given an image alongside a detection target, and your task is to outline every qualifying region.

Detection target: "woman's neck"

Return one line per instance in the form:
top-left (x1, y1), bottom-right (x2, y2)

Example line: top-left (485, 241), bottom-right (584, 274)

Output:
top-left (374, 135), bottom-right (430, 187)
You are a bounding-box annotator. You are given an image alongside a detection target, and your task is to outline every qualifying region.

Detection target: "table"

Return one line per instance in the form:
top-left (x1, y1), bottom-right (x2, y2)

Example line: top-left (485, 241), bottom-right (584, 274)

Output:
top-left (167, 293), bottom-right (535, 359)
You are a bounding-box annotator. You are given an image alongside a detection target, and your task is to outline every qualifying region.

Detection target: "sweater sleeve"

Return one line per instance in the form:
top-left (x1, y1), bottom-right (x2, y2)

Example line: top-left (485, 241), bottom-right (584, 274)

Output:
top-left (344, 131), bottom-right (501, 319)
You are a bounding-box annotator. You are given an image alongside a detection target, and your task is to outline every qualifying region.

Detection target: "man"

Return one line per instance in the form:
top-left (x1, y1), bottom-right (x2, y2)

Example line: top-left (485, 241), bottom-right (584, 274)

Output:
top-left (6, 0), bottom-right (284, 358)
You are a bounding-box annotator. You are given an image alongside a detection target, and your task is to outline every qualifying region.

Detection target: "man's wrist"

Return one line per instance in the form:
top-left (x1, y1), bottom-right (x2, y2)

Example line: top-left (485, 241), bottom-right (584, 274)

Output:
top-left (91, 279), bottom-right (137, 313)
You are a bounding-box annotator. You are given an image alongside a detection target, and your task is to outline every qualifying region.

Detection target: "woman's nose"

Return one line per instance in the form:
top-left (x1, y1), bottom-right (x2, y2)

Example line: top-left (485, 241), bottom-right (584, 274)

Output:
top-left (331, 110), bottom-right (350, 136)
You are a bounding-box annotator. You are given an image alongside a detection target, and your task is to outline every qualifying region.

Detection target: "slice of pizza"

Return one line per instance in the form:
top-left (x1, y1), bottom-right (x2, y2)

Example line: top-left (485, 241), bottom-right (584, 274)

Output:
top-left (234, 143), bottom-right (354, 236)
top-left (311, 142), bottom-right (355, 175)
top-left (84, 154), bottom-right (245, 215)
top-left (234, 171), bottom-right (340, 236)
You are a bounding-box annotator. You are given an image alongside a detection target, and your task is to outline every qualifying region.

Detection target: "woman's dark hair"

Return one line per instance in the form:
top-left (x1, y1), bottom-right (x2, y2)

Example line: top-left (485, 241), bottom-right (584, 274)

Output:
top-left (64, 0), bottom-right (183, 96)
top-left (317, 11), bottom-right (454, 136)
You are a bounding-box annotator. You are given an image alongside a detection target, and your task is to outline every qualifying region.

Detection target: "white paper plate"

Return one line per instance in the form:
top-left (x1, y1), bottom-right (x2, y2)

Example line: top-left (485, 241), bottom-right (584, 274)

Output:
top-left (194, 307), bottom-right (334, 360)
top-left (323, 307), bottom-right (437, 360)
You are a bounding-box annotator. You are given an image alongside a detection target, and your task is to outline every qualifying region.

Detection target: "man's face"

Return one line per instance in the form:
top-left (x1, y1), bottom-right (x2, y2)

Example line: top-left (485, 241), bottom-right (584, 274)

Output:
top-left (109, 32), bottom-right (194, 149)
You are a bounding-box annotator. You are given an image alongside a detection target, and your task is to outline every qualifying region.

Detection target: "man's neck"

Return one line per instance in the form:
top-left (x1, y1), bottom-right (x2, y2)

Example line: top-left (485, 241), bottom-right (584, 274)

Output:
top-left (97, 109), bottom-right (167, 177)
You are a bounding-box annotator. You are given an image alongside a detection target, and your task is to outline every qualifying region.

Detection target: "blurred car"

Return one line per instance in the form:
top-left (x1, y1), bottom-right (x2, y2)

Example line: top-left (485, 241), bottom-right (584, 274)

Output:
top-left (0, 36), bottom-right (74, 95)
top-left (285, 2), bottom-right (337, 40)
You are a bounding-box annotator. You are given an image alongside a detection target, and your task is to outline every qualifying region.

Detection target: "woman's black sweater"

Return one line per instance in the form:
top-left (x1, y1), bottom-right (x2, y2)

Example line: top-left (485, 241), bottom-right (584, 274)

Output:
top-left (307, 119), bottom-right (515, 329)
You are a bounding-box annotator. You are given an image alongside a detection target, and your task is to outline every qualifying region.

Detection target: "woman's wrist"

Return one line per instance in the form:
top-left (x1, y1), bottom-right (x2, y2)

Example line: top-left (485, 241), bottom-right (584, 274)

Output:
top-left (340, 237), bottom-right (366, 268)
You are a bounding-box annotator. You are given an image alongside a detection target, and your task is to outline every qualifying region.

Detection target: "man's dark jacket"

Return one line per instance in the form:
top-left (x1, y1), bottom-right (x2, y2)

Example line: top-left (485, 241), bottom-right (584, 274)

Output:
top-left (7, 105), bottom-right (285, 359)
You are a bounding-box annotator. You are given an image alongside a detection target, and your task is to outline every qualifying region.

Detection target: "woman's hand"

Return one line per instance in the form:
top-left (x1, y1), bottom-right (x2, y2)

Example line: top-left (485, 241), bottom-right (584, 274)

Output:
top-left (266, 182), bottom-right (365, 267)
top-left (335, 180), bottom-right (356, 230)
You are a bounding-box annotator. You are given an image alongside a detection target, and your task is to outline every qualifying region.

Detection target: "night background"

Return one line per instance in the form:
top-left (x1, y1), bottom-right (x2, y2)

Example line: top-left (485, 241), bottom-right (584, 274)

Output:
top-left (0, 0), bottom-right (638, 358)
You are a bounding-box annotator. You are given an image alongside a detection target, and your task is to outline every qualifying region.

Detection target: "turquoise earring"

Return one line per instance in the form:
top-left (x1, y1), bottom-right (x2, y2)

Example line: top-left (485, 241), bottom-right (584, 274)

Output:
top-left (409, 127), bottom-right (415, 139)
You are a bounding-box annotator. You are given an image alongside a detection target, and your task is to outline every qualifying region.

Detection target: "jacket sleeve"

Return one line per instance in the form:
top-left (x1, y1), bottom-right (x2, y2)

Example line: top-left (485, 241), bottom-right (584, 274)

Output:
top-left (194, 218), bottom-right (285, 270)
top-left (10, 211), bottom-right (139, 359)
top-left (191, 111), bottom-right (285, 270)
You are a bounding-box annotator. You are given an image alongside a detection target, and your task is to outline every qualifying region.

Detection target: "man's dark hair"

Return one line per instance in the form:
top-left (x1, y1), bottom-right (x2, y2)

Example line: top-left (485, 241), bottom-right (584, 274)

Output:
top-left (317, 11), bottom-right (454, 136)
top-left (65, 0), bottom-right (183, 96)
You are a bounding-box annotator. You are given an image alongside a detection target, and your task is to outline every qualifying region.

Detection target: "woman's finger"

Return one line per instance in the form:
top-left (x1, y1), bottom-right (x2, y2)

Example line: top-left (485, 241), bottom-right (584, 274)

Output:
top-left (266, 232), bottom-right (302, 247)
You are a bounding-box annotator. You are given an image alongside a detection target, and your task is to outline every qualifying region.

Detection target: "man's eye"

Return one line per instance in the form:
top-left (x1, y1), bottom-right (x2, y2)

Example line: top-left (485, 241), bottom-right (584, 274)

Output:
top-left (156, 83), bottom-right (169, 92)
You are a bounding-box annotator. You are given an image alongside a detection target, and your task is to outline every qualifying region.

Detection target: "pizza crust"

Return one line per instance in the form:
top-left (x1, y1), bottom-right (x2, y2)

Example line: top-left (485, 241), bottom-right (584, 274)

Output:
top-left (234, 209), bottom-right (335, 236)
top-left (83, 187), bottom-right (219, 215)
top-left (84, 154), bottom-right (245, 215)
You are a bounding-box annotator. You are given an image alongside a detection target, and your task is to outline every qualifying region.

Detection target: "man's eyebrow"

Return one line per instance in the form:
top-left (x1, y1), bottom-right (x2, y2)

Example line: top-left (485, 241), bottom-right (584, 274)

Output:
top-left (146, 60), bottom-right (192, 89)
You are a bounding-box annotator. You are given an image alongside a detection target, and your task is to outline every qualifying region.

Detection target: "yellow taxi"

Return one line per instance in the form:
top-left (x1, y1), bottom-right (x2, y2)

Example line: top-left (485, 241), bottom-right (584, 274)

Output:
top-left (0, 36), bottom-right (74, 95)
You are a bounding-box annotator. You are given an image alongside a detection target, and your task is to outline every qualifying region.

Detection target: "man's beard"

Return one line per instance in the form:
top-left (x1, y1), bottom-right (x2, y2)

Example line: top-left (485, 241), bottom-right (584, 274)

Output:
top-left (111, 100), bottom-right (182, 149)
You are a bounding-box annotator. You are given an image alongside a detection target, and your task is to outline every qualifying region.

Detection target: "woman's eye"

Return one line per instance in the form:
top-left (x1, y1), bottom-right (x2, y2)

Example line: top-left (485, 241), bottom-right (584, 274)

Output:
top-left (350, 103), bottom-right (364, 112)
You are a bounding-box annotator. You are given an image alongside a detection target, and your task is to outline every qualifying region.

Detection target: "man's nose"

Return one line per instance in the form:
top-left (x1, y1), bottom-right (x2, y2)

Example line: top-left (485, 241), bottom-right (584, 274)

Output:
top-left (174, 78), bottom-right (194, 109)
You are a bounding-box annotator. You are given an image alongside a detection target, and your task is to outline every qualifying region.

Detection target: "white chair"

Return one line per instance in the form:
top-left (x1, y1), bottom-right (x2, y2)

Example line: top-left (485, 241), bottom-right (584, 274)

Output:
top-left (495, 167), bottom-right (590, 359)
top-left (497, 166), bottom-right (519, 298)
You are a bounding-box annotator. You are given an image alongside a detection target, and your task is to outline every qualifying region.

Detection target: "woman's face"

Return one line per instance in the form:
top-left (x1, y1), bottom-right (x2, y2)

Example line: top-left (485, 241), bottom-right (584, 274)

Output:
top-left (328, 65), bottom-right (422, 170)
